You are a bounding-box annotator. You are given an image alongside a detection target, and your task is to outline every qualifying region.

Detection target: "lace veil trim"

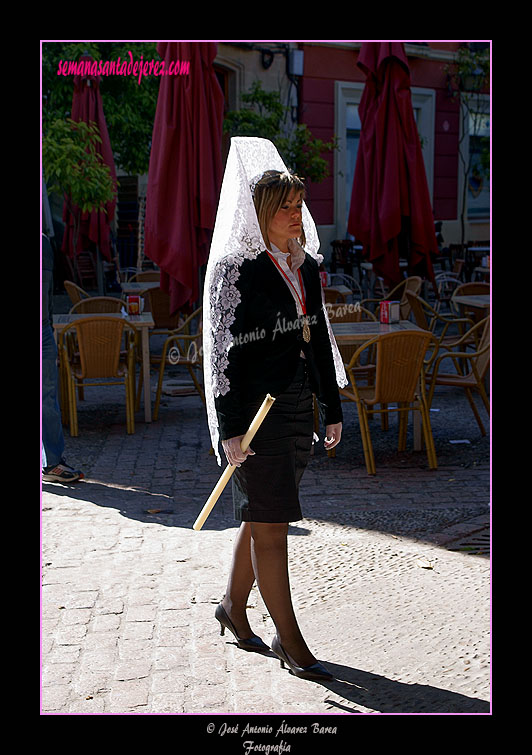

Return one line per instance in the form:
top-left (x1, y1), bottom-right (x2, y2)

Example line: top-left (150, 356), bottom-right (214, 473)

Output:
top-left (203, 137), bottom-right (347, 464)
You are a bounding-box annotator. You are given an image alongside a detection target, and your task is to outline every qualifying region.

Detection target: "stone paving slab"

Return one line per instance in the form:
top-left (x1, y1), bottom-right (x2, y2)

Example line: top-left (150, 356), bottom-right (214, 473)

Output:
top-left (41, 495), bottom-right (490, 715)
top-left (41, 369), bottom-right (491, 717)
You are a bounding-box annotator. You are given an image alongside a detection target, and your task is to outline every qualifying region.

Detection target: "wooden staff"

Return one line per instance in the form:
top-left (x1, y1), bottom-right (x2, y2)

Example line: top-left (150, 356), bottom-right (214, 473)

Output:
top-left (193, 394), bottom-right (276, 531)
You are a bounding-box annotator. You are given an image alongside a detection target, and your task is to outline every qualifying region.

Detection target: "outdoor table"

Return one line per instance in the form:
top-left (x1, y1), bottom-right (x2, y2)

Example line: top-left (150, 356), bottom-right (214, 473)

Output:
top-left (452, 294), bottom-right (490, 328)
top-left (53, 312), bottom-right (155, 423)
top-left (120, 281), bottom-right (160, 294)
top-left (452, 294), bottom-right (490, 314)
top-left (332, 319), bottom-right (426, 344)
top-left (331, 319), bottom-right (430, 450)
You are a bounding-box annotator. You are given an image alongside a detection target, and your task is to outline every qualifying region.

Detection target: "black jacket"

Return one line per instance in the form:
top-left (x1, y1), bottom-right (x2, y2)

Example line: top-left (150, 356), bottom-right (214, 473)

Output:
top-left (214, 251), bottom-right (343, 440)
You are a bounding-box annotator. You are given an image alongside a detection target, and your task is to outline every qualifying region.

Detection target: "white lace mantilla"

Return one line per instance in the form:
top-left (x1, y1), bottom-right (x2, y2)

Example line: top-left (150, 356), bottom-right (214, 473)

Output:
top-left (203, 137), bottom-right (347, 464)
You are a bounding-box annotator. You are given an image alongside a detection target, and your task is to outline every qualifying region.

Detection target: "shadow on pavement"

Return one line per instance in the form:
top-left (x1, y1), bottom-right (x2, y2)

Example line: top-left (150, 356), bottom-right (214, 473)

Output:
top-left (199, 636), bottom-right (490, 714)
top-left (42, 478), bottom-right (238, 531)
top-left (42, 471), bottom-right (489, 554)
top-left (309, 662), bottom-right (490, 714)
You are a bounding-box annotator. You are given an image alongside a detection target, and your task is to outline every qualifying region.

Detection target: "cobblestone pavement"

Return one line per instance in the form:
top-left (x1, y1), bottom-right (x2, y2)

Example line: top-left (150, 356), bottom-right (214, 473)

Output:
top-left (41, 354), bottom-right (490, 718)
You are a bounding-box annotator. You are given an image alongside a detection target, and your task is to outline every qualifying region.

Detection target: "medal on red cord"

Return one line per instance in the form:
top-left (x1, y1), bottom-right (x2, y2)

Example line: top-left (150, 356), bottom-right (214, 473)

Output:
top-left (266, 251), bottom-right (311, 342)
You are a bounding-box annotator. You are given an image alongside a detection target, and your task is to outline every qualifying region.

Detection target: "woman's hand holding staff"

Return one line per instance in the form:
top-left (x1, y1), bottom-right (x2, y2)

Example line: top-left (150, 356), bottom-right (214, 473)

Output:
top-left (221, 436), bottom-right (255, 467)
top-left (192, 394), bottom-right (276, 531)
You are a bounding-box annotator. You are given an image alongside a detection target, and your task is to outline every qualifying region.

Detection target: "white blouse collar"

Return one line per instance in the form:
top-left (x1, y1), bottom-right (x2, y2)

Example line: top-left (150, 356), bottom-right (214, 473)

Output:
top-left (269, 242), bottom-right (289, 258)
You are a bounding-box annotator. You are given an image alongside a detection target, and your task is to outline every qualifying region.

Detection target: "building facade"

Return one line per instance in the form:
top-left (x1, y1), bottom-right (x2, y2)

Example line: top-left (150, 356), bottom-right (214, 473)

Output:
top-left (214, 41), bottom-right (490, 264)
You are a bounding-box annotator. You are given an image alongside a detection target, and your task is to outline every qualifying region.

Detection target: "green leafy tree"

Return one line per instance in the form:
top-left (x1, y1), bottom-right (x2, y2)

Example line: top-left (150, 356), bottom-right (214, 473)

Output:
top-left (42, 41), bottom-right (160, 175)
top-left (43, 117), bottom-right (116, 281)
top-left (223, 80), bottom-right (337, 185)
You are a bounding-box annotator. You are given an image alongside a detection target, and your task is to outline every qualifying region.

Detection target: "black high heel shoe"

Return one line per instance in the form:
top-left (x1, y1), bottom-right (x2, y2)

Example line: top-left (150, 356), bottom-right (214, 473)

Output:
top-left (215, 603), bottom-right (270, 654)
top-left (271, 635), bottom-right (334, 681)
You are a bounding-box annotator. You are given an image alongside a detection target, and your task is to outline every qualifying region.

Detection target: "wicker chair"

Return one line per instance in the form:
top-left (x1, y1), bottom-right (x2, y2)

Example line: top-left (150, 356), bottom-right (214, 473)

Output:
top-left (361, 275), bottom-right (422, 319)
top-left (434, 260), bottom-right (464, 304)
top-left (145, 287), bottom-right (182, 334)
top-left (323, 287), bottom-right (347, 304)
top-left (433, 273), bottom-right (462, 314)
top-left (452, 282), bottom-right (490, 298)
top-left (134, 307), bottom-right (204, 419)
top-left (59, 316), bottom-right (138, 436)
top-left (66, 298), bottom-right (127, 402)
top-left (326, 303), bottom-right (377, 373)
top-left (324, 305), bottom-right (378, 452)
top-left (64, 280), bottom-right (90, 306)
top-left (69, 296), bottom-right (124, 314)
top-left (450, 282), bottom-right (490, 321)
top-left (328, 273), bottom-right (363, 301)
top-left (339, 330), bottom-right (437, 475)
top-left (426, 316), bottom-right (490, 436)
top-left (449, 258), bottom-right (464, 278)
top-left (405, 292), bottom-right (477, 359)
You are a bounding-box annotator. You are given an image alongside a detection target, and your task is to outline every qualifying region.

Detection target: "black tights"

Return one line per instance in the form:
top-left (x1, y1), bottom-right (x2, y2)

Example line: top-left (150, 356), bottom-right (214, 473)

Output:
top-left (221, 521), bottom-right (315, 667)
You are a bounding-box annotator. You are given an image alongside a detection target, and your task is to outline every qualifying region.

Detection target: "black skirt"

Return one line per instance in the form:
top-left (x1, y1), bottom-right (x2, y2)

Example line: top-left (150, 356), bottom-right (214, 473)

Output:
top-left (232, 358), bottom-right (314, 523)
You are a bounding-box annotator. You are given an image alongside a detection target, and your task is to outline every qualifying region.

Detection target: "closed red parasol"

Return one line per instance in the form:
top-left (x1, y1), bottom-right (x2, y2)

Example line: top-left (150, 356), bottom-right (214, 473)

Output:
top-left (61, 53), bottom-right (117, 261)
top-left (144, 42), bottom-right (224, 314)
top-left (347, 42), bottom-right (439, 288)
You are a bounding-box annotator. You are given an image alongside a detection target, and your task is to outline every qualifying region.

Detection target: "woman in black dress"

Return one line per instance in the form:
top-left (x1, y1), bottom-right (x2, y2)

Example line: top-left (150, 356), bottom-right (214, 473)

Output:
top-left (204, 139), bottom-right (346, 680)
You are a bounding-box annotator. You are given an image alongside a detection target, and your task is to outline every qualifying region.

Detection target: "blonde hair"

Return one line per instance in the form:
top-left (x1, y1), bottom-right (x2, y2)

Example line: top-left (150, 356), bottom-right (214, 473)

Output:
top-left (253, 170), bottom-right (306, 251)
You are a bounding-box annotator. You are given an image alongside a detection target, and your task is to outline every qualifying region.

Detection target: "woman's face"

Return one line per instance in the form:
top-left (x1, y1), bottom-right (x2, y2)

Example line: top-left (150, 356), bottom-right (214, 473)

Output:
top-left (268, 189), bottom-right (303, 249)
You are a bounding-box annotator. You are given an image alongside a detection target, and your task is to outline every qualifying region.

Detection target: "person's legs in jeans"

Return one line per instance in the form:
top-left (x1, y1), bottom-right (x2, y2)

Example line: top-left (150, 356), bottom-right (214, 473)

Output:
top-left (42, 324), bottom-right (64, 469)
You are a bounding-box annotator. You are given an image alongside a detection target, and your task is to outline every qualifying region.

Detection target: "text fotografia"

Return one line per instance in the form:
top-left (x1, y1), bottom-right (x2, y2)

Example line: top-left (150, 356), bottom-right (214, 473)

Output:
top-left (56, 52), bottom-right (190, 85)
top-left (210, 720), bottom-right (338, 752)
